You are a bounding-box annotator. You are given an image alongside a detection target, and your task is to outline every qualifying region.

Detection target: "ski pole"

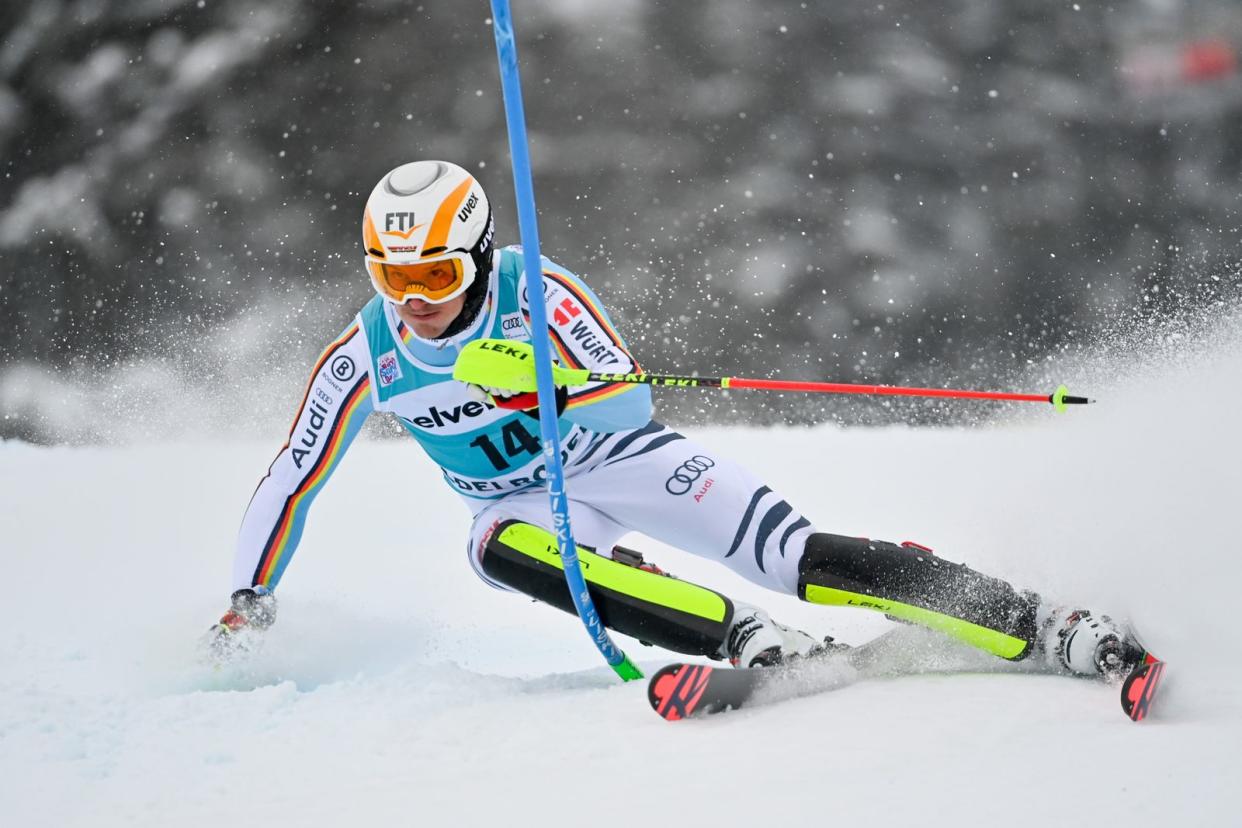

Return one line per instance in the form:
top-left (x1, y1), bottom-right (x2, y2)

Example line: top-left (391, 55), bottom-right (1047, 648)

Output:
top-left (583, 373), bottom-right (1089, 411)
top-left (454, 339), bottom-right (1094, 412)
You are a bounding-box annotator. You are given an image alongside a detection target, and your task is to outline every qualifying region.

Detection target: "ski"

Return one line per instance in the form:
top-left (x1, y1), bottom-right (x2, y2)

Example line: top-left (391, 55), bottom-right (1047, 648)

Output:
top-left (647, 628), bottom-right (1169, 723)
top-left (647, 662), bottom-right (769, 720)
top-left (1121, 652), bottom-right (1166, 723)
top-left (646, 632), bottom-right (901, 721)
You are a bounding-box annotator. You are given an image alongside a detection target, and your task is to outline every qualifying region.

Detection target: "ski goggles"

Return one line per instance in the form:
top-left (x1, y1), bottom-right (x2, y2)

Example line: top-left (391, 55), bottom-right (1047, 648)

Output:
top-left (366, 251), bottom-right (476, 304)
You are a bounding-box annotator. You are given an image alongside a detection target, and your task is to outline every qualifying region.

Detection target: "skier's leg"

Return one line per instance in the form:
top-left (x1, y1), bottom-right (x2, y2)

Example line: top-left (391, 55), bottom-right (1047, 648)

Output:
top-left (795, 533), bottom-right (1040, 660)
top-left (554, 423), bottom-right (1135, 676)
top-left (465, 494), bottom-right (826, 666)
top-left (477, 518), bottom-right (733, 657)
top-left (552, 423), bottom-right (816, 594)
top-left (794, 535), bottom-right (1144, 675)
top-left (475, 424), bottom-right (835, 665)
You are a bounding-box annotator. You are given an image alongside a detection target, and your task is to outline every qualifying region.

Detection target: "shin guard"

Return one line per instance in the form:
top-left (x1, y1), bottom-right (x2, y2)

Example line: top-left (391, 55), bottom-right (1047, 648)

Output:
top-left (480, 520), bottom-right (733, 657)
top-left (798, 533), bottom-right (1039, 660)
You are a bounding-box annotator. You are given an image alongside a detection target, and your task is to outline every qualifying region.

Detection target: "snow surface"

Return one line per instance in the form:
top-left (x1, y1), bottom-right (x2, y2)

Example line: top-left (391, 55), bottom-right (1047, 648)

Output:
top-left (3, 320), bottom-right (1241, 827)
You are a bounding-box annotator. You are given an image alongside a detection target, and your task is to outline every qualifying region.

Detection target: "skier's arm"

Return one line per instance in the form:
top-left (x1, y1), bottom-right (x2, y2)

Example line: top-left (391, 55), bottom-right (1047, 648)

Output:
top-left (520, 264), bottom-right (652, 433)
top-left (232, 323), bottom-right (374, 592)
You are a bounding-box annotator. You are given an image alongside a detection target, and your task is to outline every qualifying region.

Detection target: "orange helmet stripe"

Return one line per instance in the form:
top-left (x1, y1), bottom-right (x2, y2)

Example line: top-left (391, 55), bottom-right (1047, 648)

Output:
top-left (422, 177), bottom-right (474, 255)
top-left (362, 210), bottom-right (386, 259)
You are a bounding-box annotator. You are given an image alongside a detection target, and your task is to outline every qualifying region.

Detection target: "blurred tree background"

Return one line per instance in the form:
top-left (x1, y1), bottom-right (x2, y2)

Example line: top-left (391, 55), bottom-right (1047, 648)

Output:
top-left (2, 0), bottom-right (1241, 441)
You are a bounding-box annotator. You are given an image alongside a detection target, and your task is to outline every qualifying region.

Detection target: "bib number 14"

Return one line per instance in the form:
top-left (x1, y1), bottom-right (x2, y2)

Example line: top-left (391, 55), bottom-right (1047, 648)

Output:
top-left (469, 419), bottom-right (542, 471)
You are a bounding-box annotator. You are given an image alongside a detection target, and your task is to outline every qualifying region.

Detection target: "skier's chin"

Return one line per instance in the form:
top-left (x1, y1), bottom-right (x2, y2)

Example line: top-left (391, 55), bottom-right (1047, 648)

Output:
top-left (395, 297), bottom-right (463, 339)
top-left (407, 316), bottom-right (451, 338)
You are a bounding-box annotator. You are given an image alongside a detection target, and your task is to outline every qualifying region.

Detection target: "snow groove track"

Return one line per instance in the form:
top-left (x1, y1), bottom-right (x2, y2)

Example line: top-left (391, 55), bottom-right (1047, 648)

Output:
top-left (2, 322), bottom-right (1241, 826)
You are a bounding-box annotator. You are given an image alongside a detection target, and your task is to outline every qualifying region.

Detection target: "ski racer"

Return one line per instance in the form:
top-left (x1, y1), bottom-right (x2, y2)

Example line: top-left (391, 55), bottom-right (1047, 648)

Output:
top-left (210, 160), bottom-right (1140, 680)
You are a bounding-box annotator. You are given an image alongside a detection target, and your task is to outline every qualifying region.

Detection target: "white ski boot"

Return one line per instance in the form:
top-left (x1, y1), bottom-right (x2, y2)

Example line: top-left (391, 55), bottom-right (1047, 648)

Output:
top-left (1039, 607), bottom-right (1142, 679)
top-left (723, 604), bottom-right (828, 668)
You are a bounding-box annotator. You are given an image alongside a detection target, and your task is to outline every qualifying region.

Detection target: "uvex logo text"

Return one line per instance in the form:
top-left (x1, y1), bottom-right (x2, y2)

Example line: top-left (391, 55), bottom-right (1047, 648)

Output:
top-left (405, 400), bottom-right (497, 430)
top-left (458, 192), bottom-right (479, 222)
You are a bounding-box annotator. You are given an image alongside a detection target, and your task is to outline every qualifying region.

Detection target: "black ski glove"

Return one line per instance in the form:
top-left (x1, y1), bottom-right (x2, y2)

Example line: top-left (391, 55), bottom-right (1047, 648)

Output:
top-left (219, 587), bottom-right (278, 632)
top-left (466, 383), bottom-right (568, 419)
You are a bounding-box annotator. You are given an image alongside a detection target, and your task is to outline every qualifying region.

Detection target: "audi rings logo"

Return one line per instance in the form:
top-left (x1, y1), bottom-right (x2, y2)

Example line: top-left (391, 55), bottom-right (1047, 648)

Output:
top-left (664, 455), bottom-right (716, 495)
top-left (330, 355), bottom-right (356, 383)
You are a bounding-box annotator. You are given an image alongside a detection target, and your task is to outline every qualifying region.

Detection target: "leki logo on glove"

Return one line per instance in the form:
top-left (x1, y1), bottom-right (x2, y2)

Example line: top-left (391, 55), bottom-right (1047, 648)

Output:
top-left (665, 455), bottom-right (716, 495)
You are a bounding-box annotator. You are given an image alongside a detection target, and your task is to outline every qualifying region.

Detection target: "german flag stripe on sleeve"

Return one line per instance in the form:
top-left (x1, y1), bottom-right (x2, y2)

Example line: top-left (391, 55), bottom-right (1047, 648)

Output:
top-left (520, 276), bottom-right (640, 407)
top-left (520, 307), bottom-right (584, 369)
top-left (518, 309), bottom-right (635, 407)
top-left (244, 325), bottom-right (361, 509)
top-left (550, 329), bottom-right (583, 369)
top-left (283, 325), bottom-right (361, 444)
top-left (251, 374), bottom-right (371, 587)
top-left (542, 271), bottom-right (631, 354)
top-left (565, 381), bottom-right (636, 408)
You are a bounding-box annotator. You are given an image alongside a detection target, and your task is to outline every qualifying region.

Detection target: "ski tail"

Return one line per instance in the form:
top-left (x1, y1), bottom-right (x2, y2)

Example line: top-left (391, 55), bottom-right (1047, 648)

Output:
top-left (1121, 653), bottom-right (1165, 722)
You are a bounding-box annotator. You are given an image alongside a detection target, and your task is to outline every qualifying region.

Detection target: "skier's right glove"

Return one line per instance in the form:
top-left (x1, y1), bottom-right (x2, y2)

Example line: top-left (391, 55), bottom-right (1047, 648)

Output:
top-left (216, 586), bottom-right (278, 633)
top-left (465, 383), bottom-right (568, 418)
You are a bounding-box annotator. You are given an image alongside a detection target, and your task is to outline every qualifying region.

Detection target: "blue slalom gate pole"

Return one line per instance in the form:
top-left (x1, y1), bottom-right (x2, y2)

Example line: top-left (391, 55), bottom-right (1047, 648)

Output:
top-left (489, 0), bottom-right (641, 681)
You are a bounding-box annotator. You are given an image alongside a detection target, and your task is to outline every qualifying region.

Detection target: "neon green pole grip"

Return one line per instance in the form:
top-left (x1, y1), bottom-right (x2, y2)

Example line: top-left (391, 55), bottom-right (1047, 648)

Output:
top-left (453, 340), bottom-right (590, 389)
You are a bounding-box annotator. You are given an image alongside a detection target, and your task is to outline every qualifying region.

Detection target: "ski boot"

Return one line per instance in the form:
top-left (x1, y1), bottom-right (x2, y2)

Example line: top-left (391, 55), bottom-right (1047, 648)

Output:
top-left (723, 604), bottom-right (836, 668)
top-left (203, 587), bottom-right (277, 662)
top-left (1039, 607), bottom-right (1144, 680)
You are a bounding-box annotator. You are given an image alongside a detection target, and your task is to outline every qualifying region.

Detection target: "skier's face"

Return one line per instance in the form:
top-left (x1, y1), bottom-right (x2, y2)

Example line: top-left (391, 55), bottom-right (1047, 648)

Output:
top-left (394, 294), bottom-right (466, 339)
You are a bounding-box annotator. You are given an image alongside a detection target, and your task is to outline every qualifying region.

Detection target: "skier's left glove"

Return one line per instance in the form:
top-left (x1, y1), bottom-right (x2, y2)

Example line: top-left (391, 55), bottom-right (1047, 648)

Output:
top-left (466, 383), bottom-right (568, 418)
top-left (216, 586), bottom-right (278, 633)
top-left (203, 586), bottom-right (277, 662)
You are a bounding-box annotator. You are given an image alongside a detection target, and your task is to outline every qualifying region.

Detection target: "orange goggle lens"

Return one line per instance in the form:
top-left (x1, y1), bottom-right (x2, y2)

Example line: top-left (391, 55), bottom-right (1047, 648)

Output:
top-left (366, 256), bottom-right (471, 303)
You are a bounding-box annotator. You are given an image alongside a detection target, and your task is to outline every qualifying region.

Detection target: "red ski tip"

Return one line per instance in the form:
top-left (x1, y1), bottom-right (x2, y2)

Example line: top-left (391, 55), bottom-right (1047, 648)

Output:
top-left (1121, 658), bottom-right (1166, 722)
top-left (647, 664), bottom-right (715, 721)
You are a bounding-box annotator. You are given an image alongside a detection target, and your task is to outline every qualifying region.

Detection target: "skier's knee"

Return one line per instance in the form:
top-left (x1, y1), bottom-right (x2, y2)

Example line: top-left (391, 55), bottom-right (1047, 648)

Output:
top-left (478, 519), bottom-right (733, 657)
top-left (797, 533), bottom-right (941, 598)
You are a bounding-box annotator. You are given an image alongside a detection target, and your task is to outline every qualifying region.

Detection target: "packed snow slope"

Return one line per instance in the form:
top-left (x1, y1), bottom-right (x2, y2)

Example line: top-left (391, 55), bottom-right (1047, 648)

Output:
top-left (3, 322), bottom-right (1240, 827)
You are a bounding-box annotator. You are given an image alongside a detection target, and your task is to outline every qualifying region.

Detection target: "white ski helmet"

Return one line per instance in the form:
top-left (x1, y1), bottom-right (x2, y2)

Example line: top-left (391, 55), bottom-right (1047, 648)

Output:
top-left (362, 160), bottom-right (495, 304)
